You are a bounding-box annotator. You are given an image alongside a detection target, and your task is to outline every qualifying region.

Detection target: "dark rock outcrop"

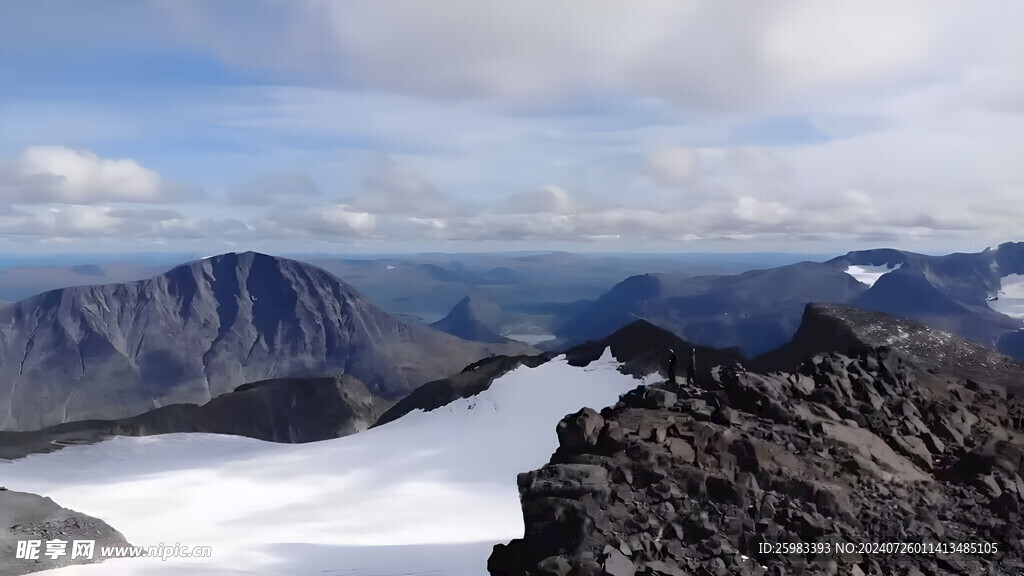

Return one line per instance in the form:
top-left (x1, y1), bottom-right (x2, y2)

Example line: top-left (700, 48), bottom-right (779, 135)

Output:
top-left (491, 311), bottom-right (1024, 576)
top-left (0, 252), bottom-right (530, 431)
top-left (563, 320), bottom-right (745, 382)
top-left (0, 374), bottom-right (390, 460)
top-left (0, 488), bottom-right (129, 576)
top-left (753, 303), bottom-right (1024, 392)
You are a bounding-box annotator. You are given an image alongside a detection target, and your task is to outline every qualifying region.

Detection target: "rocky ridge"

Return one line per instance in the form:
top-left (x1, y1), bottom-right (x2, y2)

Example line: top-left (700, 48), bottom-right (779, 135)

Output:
top-left (0, 373), bottom-right (389, 460)
top-left (490, 321), bottom-right (1024, 575)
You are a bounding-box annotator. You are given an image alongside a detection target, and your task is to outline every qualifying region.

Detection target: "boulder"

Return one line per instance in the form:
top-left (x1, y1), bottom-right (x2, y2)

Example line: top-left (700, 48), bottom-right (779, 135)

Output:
top-left (557, 408), bottom-right (605, 450)
top-left (642, 388), bottom-right (678, 410)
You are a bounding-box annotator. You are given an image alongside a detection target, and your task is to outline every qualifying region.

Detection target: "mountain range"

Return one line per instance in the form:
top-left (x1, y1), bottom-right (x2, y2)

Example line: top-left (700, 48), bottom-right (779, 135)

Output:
top-left (557, 242), bottom-right (1024, 360)
top-left (3, 254), bottom-right (1024, 574)
top-left (0, 252), bottom-right (529, 431)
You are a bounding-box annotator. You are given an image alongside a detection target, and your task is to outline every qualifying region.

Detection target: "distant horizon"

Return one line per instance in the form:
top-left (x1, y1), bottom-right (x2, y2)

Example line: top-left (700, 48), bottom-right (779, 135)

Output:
top-left (0, 239), bottom-right (1019, 263)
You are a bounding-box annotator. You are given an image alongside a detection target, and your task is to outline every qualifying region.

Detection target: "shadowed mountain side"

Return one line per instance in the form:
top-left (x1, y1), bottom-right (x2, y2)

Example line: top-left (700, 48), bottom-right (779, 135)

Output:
top-left (752, 303), bottom-right (1024, 392)
top-left (431, 295), bottom-right (508, 343)
top-left (0, 252), bottom-right (532, 431)
top-left (557, 263), bottom-right (867, 357)
top-left (0, 374), bottom-right (391, 460)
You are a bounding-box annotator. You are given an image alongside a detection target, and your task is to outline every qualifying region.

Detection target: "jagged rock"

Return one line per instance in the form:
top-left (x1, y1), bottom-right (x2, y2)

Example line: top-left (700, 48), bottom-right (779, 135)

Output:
top-left (538, 555), bottom-right (573, 576)
top-left (667, 438), bottom-right (696, 464)
top-left (519, 464), bottom-right (611, 500)
top-left (921, 432), bottom-right (946, 455)
top-left (889, 433), bottom-right (933, 471)
top-left (643, 388), bottom-right (678, 410)
top-left (644, 559), bottom-right (689, 576)
top-left (572, 559), bottom-right (603, 576)
top-left (558, 408), bottom-right (606, 450)
top-left (491, 326), bottom-right (1024, 576)
top-left (603, 549), bottom-right (636, 576)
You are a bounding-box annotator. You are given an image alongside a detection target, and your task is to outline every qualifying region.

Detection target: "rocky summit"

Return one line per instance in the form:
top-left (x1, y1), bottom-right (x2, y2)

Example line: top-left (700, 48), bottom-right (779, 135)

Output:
top-left (489, 330), bottom-right (1024, 574)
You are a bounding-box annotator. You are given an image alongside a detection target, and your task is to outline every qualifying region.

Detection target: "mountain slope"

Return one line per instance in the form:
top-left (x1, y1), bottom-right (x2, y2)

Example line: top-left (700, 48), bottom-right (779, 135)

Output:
top-left (431, 294), bottom-right (507, 343)
top-left (0, 252), bottom-right (529, 431)
top-left (0, 374), bottom-right (389, 460)
top-left (558, 262), bottom-right (866, 356)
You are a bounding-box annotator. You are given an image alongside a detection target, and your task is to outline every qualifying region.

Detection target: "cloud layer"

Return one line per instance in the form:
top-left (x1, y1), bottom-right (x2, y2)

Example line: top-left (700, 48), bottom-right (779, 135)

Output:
top-left (1, 1), bottom-right (1023, 252)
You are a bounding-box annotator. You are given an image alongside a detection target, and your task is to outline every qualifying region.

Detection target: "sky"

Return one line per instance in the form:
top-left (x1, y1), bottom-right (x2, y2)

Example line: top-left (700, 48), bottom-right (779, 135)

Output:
top-left (1, 1), bottom-right (1023, 255)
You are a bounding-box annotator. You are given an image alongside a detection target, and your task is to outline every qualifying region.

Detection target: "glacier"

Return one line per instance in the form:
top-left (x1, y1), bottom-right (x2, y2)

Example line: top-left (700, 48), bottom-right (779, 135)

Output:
top-left (988, 273), bottom-right (1024, 321)
top-left (844, 263), bottom-right (902, 287)
top-left (1, 348), bottom-right (653, 576)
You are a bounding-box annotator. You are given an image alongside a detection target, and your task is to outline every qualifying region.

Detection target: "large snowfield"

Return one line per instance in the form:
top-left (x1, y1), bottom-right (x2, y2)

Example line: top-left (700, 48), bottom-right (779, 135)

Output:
top-left (844, 263), bottom-right (902, 287)
top-left (1, 349), bottom-right (654, 576)
top-left (988, 273), bottom-right (1024, 320)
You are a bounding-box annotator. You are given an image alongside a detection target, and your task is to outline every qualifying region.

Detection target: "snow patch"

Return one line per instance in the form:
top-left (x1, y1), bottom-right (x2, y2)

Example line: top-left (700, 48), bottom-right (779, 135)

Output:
top-left (505, 333), bottom-right (556, 345)
top-left (988, 273), bottom-right (1024, 321)
top-left (845, 263), bottom-right (902, 287)
top-left (3, 348), bottom-right (653, 576)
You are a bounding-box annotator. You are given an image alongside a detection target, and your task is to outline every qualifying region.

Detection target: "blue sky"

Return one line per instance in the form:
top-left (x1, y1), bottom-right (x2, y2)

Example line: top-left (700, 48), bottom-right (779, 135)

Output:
top-left (1, 1), bottom-right (1023, 254)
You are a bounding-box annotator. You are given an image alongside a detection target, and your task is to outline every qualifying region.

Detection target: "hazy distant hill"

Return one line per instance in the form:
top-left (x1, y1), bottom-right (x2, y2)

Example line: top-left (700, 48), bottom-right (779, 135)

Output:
top-left (431, 295), bottom-right (507, 343)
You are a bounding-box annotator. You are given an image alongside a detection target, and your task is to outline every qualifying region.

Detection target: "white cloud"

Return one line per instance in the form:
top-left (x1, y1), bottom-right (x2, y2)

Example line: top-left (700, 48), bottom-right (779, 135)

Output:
top-left (500, 185), bottom-right (577, 214)
top-left (260, 204), bottom-right (378, 239)
top-left (734, 196), bottom-right (791, 225)
top-left (0, 147), bottom-right (186, 204)
top-left (345, 158), bottom-right (457, 217)
top-left (4, 1), bottom-right (1024, 252)
top-left (648, 147), bottom-right (699, 188)
top-left (0, 205), bottom-right (238, 241)
top-left (163, 1), bottom-right (944, 112)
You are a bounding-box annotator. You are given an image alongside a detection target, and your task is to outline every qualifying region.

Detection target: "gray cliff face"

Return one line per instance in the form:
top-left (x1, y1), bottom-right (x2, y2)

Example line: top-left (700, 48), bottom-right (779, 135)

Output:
top-left (0, 252), bottom-right (525, 431)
